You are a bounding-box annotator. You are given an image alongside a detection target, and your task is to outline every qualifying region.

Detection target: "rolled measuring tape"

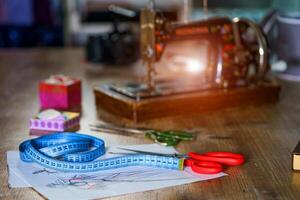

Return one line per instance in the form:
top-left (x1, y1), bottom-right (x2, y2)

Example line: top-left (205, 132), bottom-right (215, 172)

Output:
top-left (19, 132), bottom-right (184, 172)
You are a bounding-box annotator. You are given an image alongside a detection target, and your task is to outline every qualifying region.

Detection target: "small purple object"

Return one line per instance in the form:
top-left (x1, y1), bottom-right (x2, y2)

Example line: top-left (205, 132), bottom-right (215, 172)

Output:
top-left (29, 110), bottom-right (80, 135)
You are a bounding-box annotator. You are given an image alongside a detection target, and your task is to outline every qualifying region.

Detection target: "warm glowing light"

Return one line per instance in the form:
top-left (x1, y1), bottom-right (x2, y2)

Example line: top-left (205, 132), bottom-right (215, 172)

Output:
top-left (233, 17), bottom-right (239, 23)
top-left (259, 47), bottom-right (264, 55)
top-left (186, 58), bottom-right (204, 73)
top-left (171, 56), bottom-right (205, 73)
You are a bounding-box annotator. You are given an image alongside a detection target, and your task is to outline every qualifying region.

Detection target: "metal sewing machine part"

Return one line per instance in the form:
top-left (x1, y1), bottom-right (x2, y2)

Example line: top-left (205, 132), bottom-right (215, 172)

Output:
top-left (85, 5), bottom-right (139, 65)
top-left (112, 0), bottom-right (269, 97)
top-left (94, 0), bottom-right (280, 122)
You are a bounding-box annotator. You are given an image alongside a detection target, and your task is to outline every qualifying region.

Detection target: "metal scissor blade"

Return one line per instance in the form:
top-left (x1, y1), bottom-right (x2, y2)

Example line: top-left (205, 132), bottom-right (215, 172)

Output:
top-left (89, 123), bottom-right (147, 134)
top-left (117, 147), bottom-right (184, 158)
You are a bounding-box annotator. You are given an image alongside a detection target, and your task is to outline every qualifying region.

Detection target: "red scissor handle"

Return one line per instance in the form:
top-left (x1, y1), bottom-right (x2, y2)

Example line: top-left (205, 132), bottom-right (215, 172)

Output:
top-left (188, 152), bottom-right (245, 166)
top-left (184, 159), bottom-right (223, 174)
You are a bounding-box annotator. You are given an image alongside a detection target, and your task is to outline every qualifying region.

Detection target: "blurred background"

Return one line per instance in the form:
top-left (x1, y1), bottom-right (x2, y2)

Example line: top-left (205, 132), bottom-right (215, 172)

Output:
top-left (1, 0), bottom-right (300, 77)
top-left (0, 0), bottom-right (299, 47)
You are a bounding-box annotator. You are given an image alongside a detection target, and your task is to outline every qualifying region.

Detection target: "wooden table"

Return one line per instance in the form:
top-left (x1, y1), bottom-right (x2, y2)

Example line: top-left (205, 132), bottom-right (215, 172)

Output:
top-left (1, 48), bottom-right (300, 200)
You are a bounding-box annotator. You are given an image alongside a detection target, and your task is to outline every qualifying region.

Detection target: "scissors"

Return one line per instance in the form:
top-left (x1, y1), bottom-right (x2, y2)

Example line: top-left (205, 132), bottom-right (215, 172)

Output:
top-left (183, 152), bottom-right (245, 174)
top-left (90, 123), bottom-right (195, 146)
top-left (112, 148), bottom-right (245, 174)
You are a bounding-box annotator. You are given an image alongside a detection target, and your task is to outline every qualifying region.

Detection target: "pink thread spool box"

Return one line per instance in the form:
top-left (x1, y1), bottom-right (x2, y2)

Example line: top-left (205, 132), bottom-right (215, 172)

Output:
top-left (29, 110), bottom-right (80, 136)
top-left (39, 75), bottom-right (81, 112)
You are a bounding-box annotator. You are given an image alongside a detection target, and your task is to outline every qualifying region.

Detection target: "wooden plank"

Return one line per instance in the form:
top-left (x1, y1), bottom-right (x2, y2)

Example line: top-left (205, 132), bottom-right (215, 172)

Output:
top-left (94, 85), bottom-right (135, 119)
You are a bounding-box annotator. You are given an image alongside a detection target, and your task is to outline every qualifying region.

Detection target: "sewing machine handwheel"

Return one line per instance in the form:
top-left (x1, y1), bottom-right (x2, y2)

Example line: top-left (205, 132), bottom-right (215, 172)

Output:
top-left (234, 18), bottom-right (269, 82)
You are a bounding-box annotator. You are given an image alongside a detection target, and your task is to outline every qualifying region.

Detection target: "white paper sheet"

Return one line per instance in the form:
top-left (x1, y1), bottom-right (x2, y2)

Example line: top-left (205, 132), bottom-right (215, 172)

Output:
top-left (7, 144), bottom-right (226, 200)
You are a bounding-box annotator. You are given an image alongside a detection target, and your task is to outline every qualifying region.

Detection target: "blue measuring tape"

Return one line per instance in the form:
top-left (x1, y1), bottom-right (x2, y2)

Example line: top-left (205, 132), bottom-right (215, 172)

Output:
top-left (19, 132), bottom-right (184, 172)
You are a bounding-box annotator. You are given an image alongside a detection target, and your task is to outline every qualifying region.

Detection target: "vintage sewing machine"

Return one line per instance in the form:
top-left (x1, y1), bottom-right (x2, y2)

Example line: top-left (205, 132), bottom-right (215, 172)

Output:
top-left (94, 2), bottom-right (280, 122)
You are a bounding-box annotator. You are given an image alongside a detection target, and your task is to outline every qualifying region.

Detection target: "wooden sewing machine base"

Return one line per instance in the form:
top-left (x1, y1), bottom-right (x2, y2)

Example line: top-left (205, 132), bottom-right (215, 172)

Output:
top-left (94, 80), bottom-right (280, 122)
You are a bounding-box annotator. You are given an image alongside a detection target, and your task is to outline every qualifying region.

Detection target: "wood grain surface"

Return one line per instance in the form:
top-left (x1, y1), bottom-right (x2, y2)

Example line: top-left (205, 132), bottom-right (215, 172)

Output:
top-left (1, 48), bottom-right (300, 200)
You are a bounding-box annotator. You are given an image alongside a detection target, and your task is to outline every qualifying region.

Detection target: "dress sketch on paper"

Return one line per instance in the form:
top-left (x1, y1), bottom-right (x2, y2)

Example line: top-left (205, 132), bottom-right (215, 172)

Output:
top-left (45, 168), bottom-right (195, 190)
top-left (33, 168), bottom-right (57, 175)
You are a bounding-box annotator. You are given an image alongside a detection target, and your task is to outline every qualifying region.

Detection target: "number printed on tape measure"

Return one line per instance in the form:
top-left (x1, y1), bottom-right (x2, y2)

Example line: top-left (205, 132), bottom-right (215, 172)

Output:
top-left (19, 132), bottom-right (184, 172)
